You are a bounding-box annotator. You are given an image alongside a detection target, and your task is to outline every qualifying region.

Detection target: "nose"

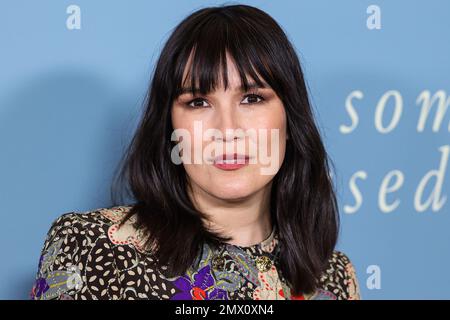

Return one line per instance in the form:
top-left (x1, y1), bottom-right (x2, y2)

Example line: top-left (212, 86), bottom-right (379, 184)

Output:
top-left (213, 103), bottom-right (244, 142)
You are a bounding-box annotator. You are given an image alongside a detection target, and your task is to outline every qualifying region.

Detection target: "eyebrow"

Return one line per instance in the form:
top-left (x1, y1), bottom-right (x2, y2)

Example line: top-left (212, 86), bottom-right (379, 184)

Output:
top-left (178, 82), bottom-right (269, 96)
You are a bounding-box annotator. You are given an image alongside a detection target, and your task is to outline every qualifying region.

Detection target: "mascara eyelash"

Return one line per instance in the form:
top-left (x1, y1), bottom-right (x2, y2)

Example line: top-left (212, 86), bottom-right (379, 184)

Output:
top-left (244, 90), bottom-right (266, 104)
top-left (183, 90), bottom-right (266, 108)
top-left (185, 97), bottom-right (207, 108)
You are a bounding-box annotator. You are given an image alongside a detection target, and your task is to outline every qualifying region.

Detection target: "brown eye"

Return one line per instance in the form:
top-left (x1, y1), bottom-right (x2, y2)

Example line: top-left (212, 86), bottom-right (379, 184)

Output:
top-left (187, 98), bottom-right (210, 108)
top-left (242, 94), bottom-right (264, 104)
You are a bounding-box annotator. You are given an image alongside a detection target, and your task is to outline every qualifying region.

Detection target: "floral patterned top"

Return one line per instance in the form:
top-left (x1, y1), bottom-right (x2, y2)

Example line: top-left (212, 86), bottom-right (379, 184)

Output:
top-left (30, 205), bottom-right (361, 300)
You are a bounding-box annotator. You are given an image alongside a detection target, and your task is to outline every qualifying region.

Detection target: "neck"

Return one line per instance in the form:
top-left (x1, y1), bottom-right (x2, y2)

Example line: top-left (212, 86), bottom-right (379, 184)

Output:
top-left (188, 182), bottom-right (273, 247)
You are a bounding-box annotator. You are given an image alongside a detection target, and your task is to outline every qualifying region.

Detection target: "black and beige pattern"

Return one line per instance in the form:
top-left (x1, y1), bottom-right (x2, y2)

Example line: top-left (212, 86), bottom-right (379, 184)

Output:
top-left (30, 206), bottom-right (361, 300)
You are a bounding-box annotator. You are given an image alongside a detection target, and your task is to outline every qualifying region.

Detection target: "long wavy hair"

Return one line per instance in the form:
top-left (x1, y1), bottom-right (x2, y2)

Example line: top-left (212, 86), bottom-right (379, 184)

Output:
top-left (111, 3), bottom-right (339, 296)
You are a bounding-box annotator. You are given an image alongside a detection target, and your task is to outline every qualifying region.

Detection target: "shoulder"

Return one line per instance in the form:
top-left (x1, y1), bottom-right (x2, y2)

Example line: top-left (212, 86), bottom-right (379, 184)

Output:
top-left (45, 205), bottom-right (133, 231)
top-left (40, 205), bottom-right (149, 251)
top-left (31, 205), bottom-right (147, 300)
top-left (316, 250), bottom-right (361, 300)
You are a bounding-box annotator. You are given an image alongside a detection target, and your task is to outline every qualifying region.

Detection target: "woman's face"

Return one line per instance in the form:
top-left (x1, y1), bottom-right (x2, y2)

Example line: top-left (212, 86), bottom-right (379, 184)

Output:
top-left (171, 54), bottom-right (287, 202)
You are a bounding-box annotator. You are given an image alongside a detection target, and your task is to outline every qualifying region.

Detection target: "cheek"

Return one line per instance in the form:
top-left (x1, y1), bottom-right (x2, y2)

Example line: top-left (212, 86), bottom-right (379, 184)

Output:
top-left (171, 108), bottom-right (199, 154)
top-left (171, 107), bottom-right (193, 132)
top-left (250, 105), bottom-right (287, 153)
top-left (251, 102), bottom-right (287, 133)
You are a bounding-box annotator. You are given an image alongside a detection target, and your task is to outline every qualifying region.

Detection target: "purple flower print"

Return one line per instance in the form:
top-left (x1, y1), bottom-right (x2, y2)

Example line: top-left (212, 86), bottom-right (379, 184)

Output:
top-left (30, 277), bottom-right (50, 299)
top-left (170, 264), bottom-right (228, 300)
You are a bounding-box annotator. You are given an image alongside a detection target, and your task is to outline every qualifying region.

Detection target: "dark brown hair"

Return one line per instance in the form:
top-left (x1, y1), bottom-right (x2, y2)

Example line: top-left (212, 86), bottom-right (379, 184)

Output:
top-left (111, 3), bottom-right (339, 296)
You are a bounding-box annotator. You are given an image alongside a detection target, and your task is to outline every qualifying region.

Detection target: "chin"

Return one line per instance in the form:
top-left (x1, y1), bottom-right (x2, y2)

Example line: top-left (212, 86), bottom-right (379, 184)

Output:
top-left (209, 184), bottom-right (255, 201)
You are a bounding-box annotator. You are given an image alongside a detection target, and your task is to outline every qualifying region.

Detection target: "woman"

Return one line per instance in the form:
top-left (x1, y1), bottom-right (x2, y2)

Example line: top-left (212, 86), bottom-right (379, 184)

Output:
top-left (30, 4), bottom-right (360, 300)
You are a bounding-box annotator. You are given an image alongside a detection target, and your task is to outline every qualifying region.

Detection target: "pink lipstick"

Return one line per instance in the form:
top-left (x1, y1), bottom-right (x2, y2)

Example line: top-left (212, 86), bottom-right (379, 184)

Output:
top-left (213, 153), bottom-right (250, 171)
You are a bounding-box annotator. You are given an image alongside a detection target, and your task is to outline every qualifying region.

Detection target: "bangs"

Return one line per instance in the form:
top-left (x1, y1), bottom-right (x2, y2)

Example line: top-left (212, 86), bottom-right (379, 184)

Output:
top-left (171, 10), bottom-right (278, 98)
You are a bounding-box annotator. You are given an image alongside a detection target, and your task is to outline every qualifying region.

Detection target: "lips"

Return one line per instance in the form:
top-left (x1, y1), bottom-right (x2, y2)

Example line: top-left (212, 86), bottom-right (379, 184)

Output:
top-left (213, 153), bottom-right (249, 164)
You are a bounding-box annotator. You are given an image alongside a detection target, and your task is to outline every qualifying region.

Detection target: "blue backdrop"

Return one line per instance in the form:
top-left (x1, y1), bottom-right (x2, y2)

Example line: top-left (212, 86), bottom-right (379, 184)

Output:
top-left (1, 0), bottom-right (449, 299)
